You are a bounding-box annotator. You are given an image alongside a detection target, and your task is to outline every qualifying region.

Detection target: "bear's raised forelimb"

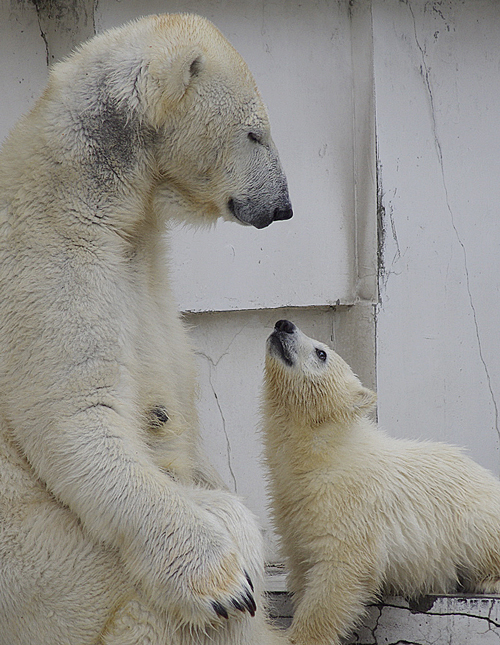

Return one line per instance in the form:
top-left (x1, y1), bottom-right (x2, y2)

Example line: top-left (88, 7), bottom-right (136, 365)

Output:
top-left (1, 280), bottom-right (256, 627)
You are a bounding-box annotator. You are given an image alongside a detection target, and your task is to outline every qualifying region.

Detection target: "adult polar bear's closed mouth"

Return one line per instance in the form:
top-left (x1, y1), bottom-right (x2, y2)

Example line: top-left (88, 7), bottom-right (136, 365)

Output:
top-left (0, 14), bottom-right (291, 645)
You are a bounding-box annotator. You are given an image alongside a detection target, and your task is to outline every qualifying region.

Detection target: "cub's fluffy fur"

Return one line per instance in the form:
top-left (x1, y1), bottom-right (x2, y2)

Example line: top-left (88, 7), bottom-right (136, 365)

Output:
top-left (262, 319), bottom-right (500, 645)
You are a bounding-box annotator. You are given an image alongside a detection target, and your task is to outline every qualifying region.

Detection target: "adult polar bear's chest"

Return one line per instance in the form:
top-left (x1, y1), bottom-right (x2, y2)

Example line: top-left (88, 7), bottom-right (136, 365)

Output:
top-left (124, 233), bottom-right (199, 480)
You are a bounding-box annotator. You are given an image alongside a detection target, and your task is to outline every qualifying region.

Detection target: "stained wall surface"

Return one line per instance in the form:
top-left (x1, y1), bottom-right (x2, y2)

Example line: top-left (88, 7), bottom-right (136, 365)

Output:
top-left (374, 0), bottom-right (500, 477)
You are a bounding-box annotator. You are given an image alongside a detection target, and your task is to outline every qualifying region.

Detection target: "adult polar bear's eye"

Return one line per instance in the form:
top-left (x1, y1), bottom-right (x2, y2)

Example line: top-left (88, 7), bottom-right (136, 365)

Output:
top-left (247, 131), bottom-right (262, 144)
top-left (315, 348), bottom-right (327, 362)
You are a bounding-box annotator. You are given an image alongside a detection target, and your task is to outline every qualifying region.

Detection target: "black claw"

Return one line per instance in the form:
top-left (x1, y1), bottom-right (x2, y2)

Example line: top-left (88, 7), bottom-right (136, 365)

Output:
top-left (249, 594), bottom-right (257, 616)
top-left (244, 591), bottom-right (257, 617)
top-left (231, 598), bottom-right (246, 613)
top-left (212, 601), bottom-right (229, 620)
top-left (244, 570), bottom-right (254, 593)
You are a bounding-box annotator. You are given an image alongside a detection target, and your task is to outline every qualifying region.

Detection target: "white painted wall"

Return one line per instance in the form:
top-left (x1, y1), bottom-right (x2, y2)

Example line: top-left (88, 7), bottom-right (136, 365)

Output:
top-left (95, 0), bottom-right (370, 311)
top-left (0, 1), bottom-right (47, 135)
top-left (373, 0), bottom-right (500, 477)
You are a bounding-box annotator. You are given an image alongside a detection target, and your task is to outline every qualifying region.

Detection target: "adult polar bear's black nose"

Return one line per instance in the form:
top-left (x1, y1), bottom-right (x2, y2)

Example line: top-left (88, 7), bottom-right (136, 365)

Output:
top-left (274, 320), bottom-right (296, 334)
top-left (228, 198), bottom-right (293, 229)
top-left (272, 205), bottom-right (293, 222)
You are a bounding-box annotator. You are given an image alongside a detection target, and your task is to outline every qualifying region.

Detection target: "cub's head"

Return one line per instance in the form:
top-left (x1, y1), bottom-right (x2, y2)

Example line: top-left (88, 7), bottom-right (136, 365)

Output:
top-left (265, 320), bottom-right (376, 425)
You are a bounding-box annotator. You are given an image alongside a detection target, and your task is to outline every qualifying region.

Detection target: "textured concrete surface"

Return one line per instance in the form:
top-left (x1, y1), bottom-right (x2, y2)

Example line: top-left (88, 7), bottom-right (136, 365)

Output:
top-left (266, 590), bottom-right (500, 644)
top-left (346, 595), bottom-right (500, 645)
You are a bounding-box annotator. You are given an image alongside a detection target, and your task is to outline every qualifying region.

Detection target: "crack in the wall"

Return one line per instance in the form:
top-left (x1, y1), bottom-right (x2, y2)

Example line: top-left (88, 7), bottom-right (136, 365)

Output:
top-left (209, 376), bottom-right (238, 494)
top-left (388, 196), bottom-right (401, 266)
top-left (35, 14), bottom-right (50, 66)
top-left (193, 324), bottom-right (251, 494)
top-left (404, 0), bottom-right (500, 447)
top-left (349, 598), bottom-right (500, 644)
top-left (369, 603), bottom-right (383, 643)
top-left (196, 351), bottom-right (238, 493)
top-left (376, 160), bottom-right (388, 298)
top-left (377, 167), bottom-right (402, 301)
top-left (488, 601), bottom-right (496, 634)
top-left (31, 0), bottom-right (96, 65)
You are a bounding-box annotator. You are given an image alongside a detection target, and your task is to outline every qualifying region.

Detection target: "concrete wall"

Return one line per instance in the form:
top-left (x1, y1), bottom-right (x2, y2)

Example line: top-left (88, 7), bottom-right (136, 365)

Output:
top-left (2, 0), bottom-right (500, 564)
top-left (374, 0), bottom-right (500, 477)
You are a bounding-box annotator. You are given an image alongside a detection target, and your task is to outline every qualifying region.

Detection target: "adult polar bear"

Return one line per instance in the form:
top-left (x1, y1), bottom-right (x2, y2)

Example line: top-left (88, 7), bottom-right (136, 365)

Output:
top-left (0, 14), bottom-right (292, 645)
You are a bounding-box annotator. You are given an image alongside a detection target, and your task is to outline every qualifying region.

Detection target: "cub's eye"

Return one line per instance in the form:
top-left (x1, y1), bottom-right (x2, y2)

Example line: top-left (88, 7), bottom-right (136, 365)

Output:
top-left (247, 132), bottom-right (261, 143)
top-left (315, 348), bottom-right (327, 362)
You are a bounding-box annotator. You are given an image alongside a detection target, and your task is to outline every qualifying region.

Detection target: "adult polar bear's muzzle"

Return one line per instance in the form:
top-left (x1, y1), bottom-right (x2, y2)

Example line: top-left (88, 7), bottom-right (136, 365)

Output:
top-left (227, 138), bottom-right (293, 229)
top-left (228, 196), bottom-right (293, 229)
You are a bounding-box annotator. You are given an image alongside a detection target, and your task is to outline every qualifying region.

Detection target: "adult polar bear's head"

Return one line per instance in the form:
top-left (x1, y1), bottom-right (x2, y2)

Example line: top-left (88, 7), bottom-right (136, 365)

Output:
top-left (265, 320), bottom-right (376, 426)
top-left (39, 13), bottom-right (292, 230)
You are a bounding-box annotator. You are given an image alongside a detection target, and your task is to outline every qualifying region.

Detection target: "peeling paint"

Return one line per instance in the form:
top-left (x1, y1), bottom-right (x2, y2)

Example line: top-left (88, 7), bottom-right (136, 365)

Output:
top-left (377, 167), bottom-right (402, 300)
top-left (376, 160), bottom-right (387, 298)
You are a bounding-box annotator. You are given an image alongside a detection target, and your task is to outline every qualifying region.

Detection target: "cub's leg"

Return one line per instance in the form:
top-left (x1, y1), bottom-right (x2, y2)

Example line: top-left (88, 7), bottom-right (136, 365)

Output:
top-left (288, 547), bottom-right (380, 645)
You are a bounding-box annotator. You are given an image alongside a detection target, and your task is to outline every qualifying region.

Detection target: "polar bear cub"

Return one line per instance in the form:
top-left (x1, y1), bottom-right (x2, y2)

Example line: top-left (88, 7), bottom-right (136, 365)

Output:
top-left (262, 319), bottom-right (500, 645)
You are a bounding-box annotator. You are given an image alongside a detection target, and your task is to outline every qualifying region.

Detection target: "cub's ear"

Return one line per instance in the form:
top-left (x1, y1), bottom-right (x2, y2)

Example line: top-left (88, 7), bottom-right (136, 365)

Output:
top-left (352, 385), bottom-right (377, 414)
top-left (149, 46), bottom-right (205, 105)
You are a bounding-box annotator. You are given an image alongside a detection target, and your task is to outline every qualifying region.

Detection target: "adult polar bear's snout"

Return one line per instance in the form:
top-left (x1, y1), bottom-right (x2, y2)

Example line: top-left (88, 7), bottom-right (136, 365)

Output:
top-left (227, 140), bottom-right (293, 229)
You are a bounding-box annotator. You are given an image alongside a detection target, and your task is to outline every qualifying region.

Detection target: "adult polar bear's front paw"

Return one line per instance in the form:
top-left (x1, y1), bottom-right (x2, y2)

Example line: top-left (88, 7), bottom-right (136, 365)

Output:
top-left (123, 496), bottom-right (258, 629)
top-left (171, 531), bottom-right (257, 627)
top-left (175, 542), bottom-right (257, 626)
top-left (174, 486), bottom-right (265, 627)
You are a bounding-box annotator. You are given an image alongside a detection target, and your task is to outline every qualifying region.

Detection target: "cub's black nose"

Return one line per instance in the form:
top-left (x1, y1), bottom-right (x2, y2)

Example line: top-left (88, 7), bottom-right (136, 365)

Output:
top-left (274, 320), bottom-right (296, 334)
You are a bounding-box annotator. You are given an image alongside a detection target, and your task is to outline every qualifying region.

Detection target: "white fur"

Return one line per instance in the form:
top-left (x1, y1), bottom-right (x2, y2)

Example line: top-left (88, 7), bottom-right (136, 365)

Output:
top-left (262, 321), bottom-right (500, 645)
top-left (0, 14), bottom-right (290, 645)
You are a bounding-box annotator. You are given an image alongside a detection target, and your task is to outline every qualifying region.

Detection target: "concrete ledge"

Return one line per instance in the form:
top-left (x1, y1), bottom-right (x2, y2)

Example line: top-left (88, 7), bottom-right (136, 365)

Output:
top-left (266, 591), bottom-right (500, 643)
top-left (346, 595), bottom-right (500, 644)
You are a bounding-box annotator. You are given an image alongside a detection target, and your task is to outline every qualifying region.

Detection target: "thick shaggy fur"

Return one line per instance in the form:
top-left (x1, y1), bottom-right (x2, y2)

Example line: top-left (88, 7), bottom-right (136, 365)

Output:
top-left (0, 14), bottom-right (291, 645)
top-left (262, 320), bottom-right (500, 645)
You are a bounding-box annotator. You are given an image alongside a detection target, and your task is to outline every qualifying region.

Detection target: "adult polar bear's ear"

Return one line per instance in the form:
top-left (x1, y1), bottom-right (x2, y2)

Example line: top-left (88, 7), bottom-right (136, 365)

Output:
top-left (148, 46), bottom-right (205, 120)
